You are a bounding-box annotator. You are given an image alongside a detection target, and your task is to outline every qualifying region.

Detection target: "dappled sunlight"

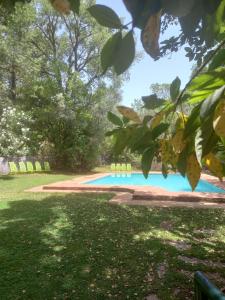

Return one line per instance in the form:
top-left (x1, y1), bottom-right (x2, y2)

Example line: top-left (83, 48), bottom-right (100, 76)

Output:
top-left (0, 189), bottom-right (225, 299)
top-left (0, 176), bottom-right (15, 181)
top-left (41, 208), bottom-right (73, 247)
top-left (133, 229), bottom-right (179, 242)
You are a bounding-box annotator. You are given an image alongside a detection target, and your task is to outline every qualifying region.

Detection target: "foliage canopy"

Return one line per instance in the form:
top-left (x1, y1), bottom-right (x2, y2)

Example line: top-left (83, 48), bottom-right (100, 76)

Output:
top-left (2, 0), bottom-right (225, 188)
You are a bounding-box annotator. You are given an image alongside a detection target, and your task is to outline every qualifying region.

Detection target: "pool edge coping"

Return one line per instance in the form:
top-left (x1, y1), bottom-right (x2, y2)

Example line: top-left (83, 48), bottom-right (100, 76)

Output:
top-left (25, 172), bottom-right (225, 208)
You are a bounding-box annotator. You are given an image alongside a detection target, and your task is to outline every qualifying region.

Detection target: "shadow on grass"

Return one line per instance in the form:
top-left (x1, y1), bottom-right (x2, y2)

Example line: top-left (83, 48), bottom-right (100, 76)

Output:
top-left (0, 193), bottom-right (225, 300)
top-left (0, 175), bottom-right (15, 180)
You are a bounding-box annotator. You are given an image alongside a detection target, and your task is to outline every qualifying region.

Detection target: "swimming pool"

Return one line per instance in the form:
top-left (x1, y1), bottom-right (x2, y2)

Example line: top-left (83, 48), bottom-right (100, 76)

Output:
top-left (85, 173), bottom-right (225, 193)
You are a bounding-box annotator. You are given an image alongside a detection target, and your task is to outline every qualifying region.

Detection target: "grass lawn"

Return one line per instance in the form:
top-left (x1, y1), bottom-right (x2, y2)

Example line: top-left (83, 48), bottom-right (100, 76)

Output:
top-left (0, 174), bottom-right (225, 299)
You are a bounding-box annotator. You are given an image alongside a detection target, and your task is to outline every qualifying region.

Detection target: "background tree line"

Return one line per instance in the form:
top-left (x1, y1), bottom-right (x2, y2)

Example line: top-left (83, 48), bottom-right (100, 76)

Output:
top-left (0, 0), bottom-right (124, 171)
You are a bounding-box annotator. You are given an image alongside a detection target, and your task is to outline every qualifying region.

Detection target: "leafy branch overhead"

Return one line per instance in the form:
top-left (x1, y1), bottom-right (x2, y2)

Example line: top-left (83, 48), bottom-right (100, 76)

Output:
top-left (5, 1), bottom-right (225, 71)
top-left (107, 68), bottom-right (225, 189)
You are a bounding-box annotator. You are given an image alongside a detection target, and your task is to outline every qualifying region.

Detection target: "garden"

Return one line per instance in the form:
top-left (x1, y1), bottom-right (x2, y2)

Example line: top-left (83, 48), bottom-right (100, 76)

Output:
top-left (1, 0), bottom-right (225, 299)
top-left (1, 174), bottom-right (225, 299)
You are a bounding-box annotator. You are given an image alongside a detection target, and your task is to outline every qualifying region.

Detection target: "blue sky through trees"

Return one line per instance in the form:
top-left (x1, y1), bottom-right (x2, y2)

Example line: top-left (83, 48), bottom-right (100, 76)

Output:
top-left (96, 0), bottom-right (193, 105)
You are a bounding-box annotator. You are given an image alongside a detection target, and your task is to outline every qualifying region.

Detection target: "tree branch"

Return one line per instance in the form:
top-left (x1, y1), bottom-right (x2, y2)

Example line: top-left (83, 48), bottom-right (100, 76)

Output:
top-left (175, 38), bottom-right (225, 106)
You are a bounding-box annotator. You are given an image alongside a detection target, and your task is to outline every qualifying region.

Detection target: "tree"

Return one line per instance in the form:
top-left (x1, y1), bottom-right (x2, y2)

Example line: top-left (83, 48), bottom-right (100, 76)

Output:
top-left (0, 106), bottom-right (32, 156)
top-left (87, 0), bottom-right (225, 190)
top-left (0, 0), bottom-right (124, 171)
top-left (2, 0), bottom-right (225, 187)
top-left (150, 83), bottom-right (170, 100)
top-left (0, 3), bottom-right (39, 102)
top-left (132, 83), bottom-right (170, 117)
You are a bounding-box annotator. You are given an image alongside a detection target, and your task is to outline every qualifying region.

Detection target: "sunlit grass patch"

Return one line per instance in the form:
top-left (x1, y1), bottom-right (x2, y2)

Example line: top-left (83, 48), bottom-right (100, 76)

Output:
top-left (0, 174), bottom-right (225, 299)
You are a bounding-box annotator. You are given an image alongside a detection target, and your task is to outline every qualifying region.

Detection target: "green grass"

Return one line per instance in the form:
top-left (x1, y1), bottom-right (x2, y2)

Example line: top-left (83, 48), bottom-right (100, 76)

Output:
top-left (0, 174), bottom-right (225, 299)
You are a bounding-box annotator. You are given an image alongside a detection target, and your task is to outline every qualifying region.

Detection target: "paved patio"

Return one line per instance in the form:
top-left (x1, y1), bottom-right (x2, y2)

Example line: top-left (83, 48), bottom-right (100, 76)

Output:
top-left (27, 172), bottom-right (225, 208)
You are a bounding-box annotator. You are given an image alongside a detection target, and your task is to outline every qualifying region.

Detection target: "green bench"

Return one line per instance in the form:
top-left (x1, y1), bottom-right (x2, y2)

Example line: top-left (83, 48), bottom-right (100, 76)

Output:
top-left (110, 163), bottom-right (132, 172)
top-left (194, 271), bottom-right (225, 300)
top-left (8, 162), bottom-right (18, 174)
top-left (19, 162), bottom-right (27, 173)
top-left (8, 161), bottom-right (51, 173)
top-left (26, 161), bottom-right (34, 172)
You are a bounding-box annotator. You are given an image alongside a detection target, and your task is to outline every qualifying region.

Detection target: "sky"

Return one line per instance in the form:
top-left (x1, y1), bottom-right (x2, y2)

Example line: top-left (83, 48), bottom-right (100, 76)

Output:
top-left (96, 0), bottom-right (193, 106)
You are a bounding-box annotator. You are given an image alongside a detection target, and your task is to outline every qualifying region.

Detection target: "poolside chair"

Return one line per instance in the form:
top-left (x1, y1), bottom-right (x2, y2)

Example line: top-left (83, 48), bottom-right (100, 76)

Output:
top-left (44, 161), bottom-right (51, 172)
top-left (8, 162), bottom-right (18, 174)
top-left (127, 163), bottom-right (132, 172)
top-left (26, 161), bottom-right (34, 173)
top-left (110, 163), bottom-right (116, 172)
top-left (19, 161), bottom-right (27, 173)
top-left (121, 163), bottom-right (126, 171)
top-left (35, 161), bottom-right (43, 172)
top-left (116, 163), bottom-right (121, 172)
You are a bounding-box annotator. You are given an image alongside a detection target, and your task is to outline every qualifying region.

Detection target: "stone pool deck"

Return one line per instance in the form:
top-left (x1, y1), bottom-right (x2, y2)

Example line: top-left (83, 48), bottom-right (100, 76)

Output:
top-left (27, 172), bottom-right (225, 209)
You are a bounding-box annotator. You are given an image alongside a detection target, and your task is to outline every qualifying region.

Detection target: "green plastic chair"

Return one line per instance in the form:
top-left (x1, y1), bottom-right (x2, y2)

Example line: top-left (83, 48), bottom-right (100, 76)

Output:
top-left (26, 161), bottom-right (34, 173)
top-left (8, 162), bottom-right (18, 174)
top-left (35, 161), bottom-right (43, 172)
top-left (116, 163), bottom-right (121, 172)
top-left (110, 163), bottom-right (116, 172)
top-left (127, 163), bottom-right (132, 172)
top-left (44, 161), bottom-right (51, 172)
top-left (121, 163), bottom-right (126, 171)
top-left (19, 162), bottom-right (27, 173)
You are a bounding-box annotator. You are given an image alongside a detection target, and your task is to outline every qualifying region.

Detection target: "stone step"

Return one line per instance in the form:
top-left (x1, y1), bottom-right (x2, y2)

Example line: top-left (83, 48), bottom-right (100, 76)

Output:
top-left (43, 185), bottom-right (134, 193)
top-left (133, 191), bottom-right (225, 203)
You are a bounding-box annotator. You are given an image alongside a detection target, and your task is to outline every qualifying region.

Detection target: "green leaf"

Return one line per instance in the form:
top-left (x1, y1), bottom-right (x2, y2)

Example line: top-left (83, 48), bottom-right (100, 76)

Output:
top-left (105, 129), bottom-right (119, 137)
top-left (177, 146), bottom-right (189, 177)
top-left (204, 0), bottom-right (225, 48)
top-left (68, 0), bottom-right (80, 14)
top-left (122, 116), bottom-right (130, 125)
top-left (162, 163), bottom-right (168, 178)
top-left (201, 116), bottom-right (219, 157)
top-left (107, 112), bottom-right (123, 127)
top-left (188, 69), bottom-right (225, 102)
top-left (204, 0), bottom-right (222, 14)
top-left (170, 76), bottom-right (181, 102)
top-left (101, 32), bottom-right (122, 72)
top-left (88, 5), bottom-right (122, 29)
top-left (141, 144), bottom-right (156, 178)
top-left (143, 115), bottom-right (152, 125)
top-left (195, 128), bottom-right (203, 166)
top-left (151, 123), bottom-right (169, 139)
top-left (187, 90), bottom-right (215, 105)
top-left (114, 31), bottom-right (135, 75)
top-left (208, 49), bottom-right (225, 71)
top-left (128, 126), bottom-right (149, 151)
top-left (142, 94), bottom-right (166, 109)
top-left (113, 129), bottom-right (130, 155)
top-left (200, 85), bottom-right (225, 119)
top-left (184, 104), bottom-right (201, 138)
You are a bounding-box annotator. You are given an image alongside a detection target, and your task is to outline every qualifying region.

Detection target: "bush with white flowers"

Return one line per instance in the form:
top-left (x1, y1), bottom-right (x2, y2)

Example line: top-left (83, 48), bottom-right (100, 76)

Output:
top-left (0, 106), bottom-right (31, 156)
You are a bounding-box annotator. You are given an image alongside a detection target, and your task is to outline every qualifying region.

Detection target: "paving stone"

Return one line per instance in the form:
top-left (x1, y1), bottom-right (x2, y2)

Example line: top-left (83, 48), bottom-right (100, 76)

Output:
top-left (157, 261), bottom-right (168, 279)
top-left (193, 228), bottom-right (215, 235)
top-left (205, 272), bottom-right (225, 285)
top-left (167, 240), bottom-right (191, 251)
top-left (178, 255), bottom-right (225, 268)
top-left (179, 269), bottom-right (193, 279)
top-left (173, 288), bottom-right (181, 296)
top-left (160, 220), bottom-right (173, 230)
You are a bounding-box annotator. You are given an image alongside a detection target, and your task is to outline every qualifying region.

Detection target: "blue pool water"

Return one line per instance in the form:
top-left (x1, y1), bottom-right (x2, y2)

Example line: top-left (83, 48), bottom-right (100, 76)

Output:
top-left (85, 173), bottom-right (225, 193)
